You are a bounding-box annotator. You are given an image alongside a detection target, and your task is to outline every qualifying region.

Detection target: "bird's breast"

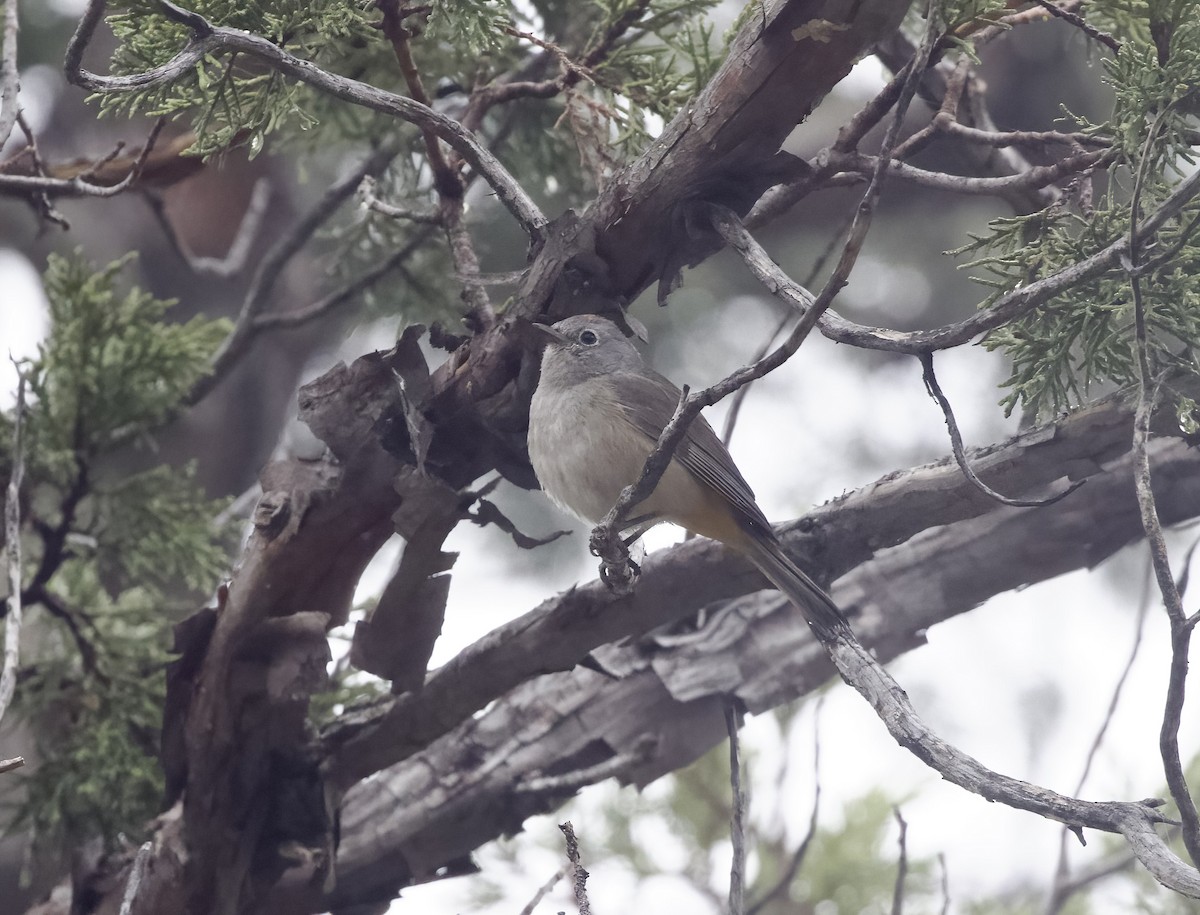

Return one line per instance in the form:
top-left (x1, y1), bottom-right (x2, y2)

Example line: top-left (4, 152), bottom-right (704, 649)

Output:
top-left (528, 378), bottom-right (653, 524)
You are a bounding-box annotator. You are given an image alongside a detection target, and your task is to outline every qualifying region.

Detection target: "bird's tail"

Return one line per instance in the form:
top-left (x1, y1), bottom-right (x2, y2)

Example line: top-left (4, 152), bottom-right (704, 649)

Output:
top-left (741, 532), bottom-right (849, 641)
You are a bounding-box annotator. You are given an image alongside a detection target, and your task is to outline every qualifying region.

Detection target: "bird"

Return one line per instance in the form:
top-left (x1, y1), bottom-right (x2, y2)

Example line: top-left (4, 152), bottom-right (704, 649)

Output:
top-left (526, 314), bottom-right (848, 640)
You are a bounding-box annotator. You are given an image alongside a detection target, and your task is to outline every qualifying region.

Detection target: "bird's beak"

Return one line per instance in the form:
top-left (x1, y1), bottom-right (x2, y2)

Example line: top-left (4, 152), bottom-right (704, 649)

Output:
top-left (527, 321), bottom-right (571, 348)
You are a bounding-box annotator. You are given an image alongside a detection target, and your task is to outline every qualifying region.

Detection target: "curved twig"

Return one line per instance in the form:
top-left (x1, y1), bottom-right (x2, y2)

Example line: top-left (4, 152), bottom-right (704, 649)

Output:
top-left (185, 142), bottom-right (398, 405)
top-left (727, 703), bottom-right (746, 915)
top-left (1126, 106), bottom-right (1200, 868)
top-left (145, 178), bottom-right (273, 277)
top-left (717, 162), bottom-right (1200, 355)
top-left (822, 147), bottom-right (1112, 196)
top-left (0, 363), bottom-right (27, 728)
top-left (1033, 0), bottom-right (1121, 53)
top-left (822, 628), bottom-right (1198, 897)
top-left (920, 352), bottom-right (1083, 508)
top-left (0, 116), bottom-right (167, 197)
top-left (63, 0), bottom-right (546, 239)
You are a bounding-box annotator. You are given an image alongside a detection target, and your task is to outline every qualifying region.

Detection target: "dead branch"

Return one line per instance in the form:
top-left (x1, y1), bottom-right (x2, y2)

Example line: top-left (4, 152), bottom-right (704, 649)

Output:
top-left (0, 364), bottom-right (27, 727)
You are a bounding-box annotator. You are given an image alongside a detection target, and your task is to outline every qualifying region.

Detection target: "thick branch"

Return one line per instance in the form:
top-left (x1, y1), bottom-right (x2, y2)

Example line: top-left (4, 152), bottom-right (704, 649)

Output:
top-left (326, 434), bottom-right (1200, 911)
top-left (0, 0), bottom-right (19, 151)
top-left (321, 375), bottom-right (1200, 789)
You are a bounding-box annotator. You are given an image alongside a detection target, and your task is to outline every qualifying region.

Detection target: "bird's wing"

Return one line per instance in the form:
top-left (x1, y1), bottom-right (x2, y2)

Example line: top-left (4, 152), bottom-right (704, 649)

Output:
top-left (611, 370), bottom-right (773, 536)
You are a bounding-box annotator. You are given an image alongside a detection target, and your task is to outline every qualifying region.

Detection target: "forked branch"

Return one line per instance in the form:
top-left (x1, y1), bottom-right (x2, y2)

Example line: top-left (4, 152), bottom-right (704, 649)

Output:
top-left (64, 0), bottom-right (547, 239)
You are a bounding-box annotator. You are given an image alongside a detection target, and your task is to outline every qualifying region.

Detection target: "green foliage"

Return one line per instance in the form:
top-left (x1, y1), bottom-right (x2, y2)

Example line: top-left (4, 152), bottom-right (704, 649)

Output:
top-left (96, 463), bottom-right (232, 593)
top-left (31, 251), bottom-right (230, 452)
top-left (1, 253), bottom-right (233, 852)
top-left (102, 0), bottom-right (383, 156)
top-left (789, 790), bottom-right (933, 914)
top-left (12, 564), bottom-right (170, 852)
top-left (954, 1), bottom-right (1200, 418)
top-left (425, 0), bottom-right (514, 55)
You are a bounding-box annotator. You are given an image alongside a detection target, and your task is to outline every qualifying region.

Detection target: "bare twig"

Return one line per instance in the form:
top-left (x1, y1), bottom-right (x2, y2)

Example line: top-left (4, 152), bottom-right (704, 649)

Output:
top-left (819, 626), bottom-right (1198, 896)
top-left (746, 697), bottom-right (824, 915)
top-left (1, 362), bottom-right (26, 727)
top-left (0, 0), bottom-right (20, 151)
top-left (726, 703), bottom-right (746, 915)
top-left (118, 841), bottom-right (153, 915)
top-left (1033, 0), bottom-right (1121, 53)
top-left (932, 118), bottom-right (1107, 151)
top-left (368, 3), bottom-right (493, 324)
top-left (1046, 850), bottom-right (1137, 914)
top-left (145, 178), bottom-right (272, 278)
top-left (376, 0), bottom-right (460, 199)
top-left (0, 117), bottom-right (168, 197)
top-left (559, 821), bottom-right (592, 915)
top-left (920, 352), bottom-right (1083, 507)
top-left (440, 192), bottom-right (492, 325)
top-left (1046, 559), bottom-right (1152, 915)
top-left (1126, 110), bottom-right (1200, 867)
top-left (251, 229), bottom-right (433, 331)
top-left (64, 0), bottom-right (547, 239)
top-left (891, 808), bottom-right (909, 915)
top-left (724, 161), bottom-right (1200, 355)
top-left (721, 214), bottom-right (850, 448)
top-left (185, 142), bottom-right (398, 405)
top-left (720, 311), bottom-right (789, 448)
top-left (10, 111), bottom-right (67, 227)
top-left (517, 863), bottom-right (569, 915)
top-left (357, 176), bottom-right (440, 224)
top-left (0, 756), bottom-right (23, 773)
top-left (970, 0), bottom-right (1085, 46)
top-left (937, 853), bottom-right (950, 915)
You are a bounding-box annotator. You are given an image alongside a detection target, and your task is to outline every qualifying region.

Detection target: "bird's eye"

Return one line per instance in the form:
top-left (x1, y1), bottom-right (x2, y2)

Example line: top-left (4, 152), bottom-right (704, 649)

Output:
top-left (578, 329), bottom-right (599, 346)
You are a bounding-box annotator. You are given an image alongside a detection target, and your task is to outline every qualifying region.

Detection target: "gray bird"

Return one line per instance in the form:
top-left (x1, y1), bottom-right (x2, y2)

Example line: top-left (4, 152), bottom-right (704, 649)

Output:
top-left (527, 314), bottom-right (848, 639)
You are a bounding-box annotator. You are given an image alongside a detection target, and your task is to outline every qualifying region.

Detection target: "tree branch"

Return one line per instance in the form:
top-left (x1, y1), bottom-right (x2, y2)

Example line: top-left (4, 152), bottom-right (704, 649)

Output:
top-left (251, 229), bottom-right (434, 331)
top-left (746, 699), bottom-right (822, 915)
top-left (587, 8), bottom-right (940, 583)
top-left (559, 822), bottom-right (592, 915)
top-left (727, 703), bottom-right (746, 915)
top-left (185, 142), bottom-right (398, 405)
top-left (822, 147), bottom-right (1111, 197)
top-left (1127, 110), bottom-right (1200, 866)
top-left (327, 432), bottom-right (1200, 910)
top-left (920, 352), bottom-right (1083, 508)
top-left (0, 117), bottom-right (168, 197)
top-left (720, 162), bottom-right (1200, 355)
top-left (1033, 0), bottom-right (1121, 53)
top-left (322, 372), bottom-right (1200, 791)
top-left (64, 0), bottom-right (547, 239)
top-left (0, 363), bottom-right (26, 727)
top-left (144, 178), bottom-right (272, 278)
top-left (1047, 561), bottom-right (1151, 913)
top-left (0, 0), bottom-right (20, 152)
top-left (891, 808), bottom-right (909, 915)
